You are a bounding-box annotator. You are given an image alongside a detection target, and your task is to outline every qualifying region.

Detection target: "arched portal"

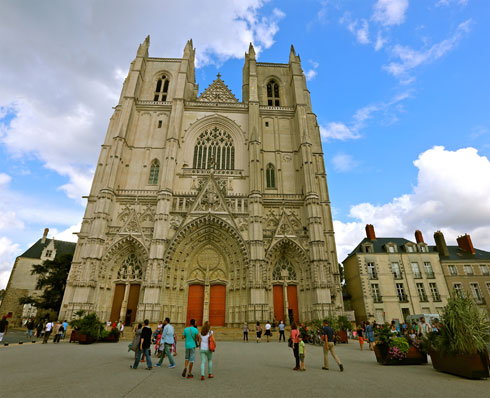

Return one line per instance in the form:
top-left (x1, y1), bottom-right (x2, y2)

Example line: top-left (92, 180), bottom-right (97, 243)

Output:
top-left (163, 215), bottom-right (249, 326)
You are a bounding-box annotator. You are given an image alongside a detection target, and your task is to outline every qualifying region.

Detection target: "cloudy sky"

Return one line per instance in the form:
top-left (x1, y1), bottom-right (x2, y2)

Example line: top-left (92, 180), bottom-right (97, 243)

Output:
top-left (1, 0), bottom-right (489, 288)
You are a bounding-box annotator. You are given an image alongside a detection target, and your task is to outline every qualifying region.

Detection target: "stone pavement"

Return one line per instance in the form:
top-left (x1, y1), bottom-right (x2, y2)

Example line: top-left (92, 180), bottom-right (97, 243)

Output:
top-left (0, 338), bottom-right (487, 398)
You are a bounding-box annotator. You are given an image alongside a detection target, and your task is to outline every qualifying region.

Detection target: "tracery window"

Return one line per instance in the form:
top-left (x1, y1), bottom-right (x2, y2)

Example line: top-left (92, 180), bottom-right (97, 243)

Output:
top-left (267, 79), bottom-right (280, 106)
top-left (192, 127), bottom-right (235, 170)
top-left (272, 256), bottom-right (297, 281)
top-left (154, 74), bottom-right (170, 101)
top-left (117, 254), bottom-right (142, 280)
top-left (148, 159), bottom-right (160, 185)
top-left (266, 163), bottom-right (276, 188)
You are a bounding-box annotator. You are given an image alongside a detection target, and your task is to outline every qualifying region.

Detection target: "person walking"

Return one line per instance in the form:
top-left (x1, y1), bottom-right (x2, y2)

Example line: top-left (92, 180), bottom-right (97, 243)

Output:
top-left (43, 320), bottom-right (54, 344)
top-left (199, 321), bottom-right (215, 380)
top-left (26, 318), bottom-right (35, 339)
top-left (322, 320), bottom-right (343, 372)
top-left (418, 317), bottom-right (430, 337)
top-left (130, 319), bottom-right (152, 370)
top-left (243, 322), bottom-right (249, 342)
top-left (365, 321), bottom-right (374, 351)
top-left (130, 323), bottom-right (142, 358)
top-left (264, 321), bottom-right (272, 342)
top-left (53, 322), bottom-right (64, 343)
top-left (0, 315), bottom-right (8, 342)
top-left (182, 318), bottom-right (199, 379)
top-left (155, 317), bottom-right (176, 368)
top-left (278, 320), bottom-right (285, 342)
top-left (298, 335), bottom-right (306, 371)
top-left (356, 325), bottom-right (364, 351)
top-left (120, 323), bottom-right (124, 337)
top-left (62, 320), bottom-right (68, 339)
top-left (290, 322), bottom-right (300, 370)
top-left (255, 321), bottom-right (262, 343)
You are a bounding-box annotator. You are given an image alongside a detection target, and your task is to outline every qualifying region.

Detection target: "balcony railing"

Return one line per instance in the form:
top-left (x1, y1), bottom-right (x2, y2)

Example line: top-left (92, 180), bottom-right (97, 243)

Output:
top-left (398, 294), bottom-right (409, 303)
top-left (393, 273), bottom-right (403, 280)
top-left (368, 272), bottom-right (378, 280)
top-left (413, 272), bottom-right (422, 279)
top-left (419, 294), bottom-right (428, 302)
top-left (432, 293), bottom-right (442, 302)
top-left (373, 296), bottom-right (383, 303)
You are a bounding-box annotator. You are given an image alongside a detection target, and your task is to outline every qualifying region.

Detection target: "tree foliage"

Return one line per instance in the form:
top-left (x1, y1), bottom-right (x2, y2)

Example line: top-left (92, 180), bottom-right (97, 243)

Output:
top-left (19, 253), bottom-right (73, 313)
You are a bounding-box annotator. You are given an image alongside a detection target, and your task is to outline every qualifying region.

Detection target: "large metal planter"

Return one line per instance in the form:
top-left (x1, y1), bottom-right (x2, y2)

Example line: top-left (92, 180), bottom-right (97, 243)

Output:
top-left (336, 330), bottom-right (348, 344)
top-left (374, 344), bottom-right (427, 365)
top-left (78, 333), bottom-right (96, 345)
top-left (429, 349), bottom-right (489, 379)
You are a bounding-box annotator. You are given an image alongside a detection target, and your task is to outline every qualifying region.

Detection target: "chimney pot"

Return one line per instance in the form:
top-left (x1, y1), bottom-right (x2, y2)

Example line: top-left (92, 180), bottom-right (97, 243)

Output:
top-left (415, 230), bottom-right (424, 244)
top-left (365, 224), bottom-right (376, 240)
top-left (434, 230), bottom-right (449, 257)
top-left (41, 228), bottom-right (49, 244)
top-left (457, 234), bottom-right (475, 254)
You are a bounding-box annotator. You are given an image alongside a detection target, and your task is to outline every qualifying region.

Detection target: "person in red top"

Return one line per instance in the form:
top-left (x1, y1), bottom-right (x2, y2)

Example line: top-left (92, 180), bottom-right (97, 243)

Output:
top-left (290, 322), bottom-right (300, 370)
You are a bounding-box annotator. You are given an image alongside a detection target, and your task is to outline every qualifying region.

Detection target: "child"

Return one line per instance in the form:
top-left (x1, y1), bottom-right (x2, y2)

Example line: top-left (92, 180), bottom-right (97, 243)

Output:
top-left (298, 336), bottom-right (306, 371)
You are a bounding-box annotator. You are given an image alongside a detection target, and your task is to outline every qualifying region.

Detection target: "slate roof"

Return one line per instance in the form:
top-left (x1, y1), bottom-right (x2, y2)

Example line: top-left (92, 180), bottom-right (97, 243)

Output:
top-left (430, 245), bottom-right (490, 261)
top-left (19, 238), bottom-right (76, 259)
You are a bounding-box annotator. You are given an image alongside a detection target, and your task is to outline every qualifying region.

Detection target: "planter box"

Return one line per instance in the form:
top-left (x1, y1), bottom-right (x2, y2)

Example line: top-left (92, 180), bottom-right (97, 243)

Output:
top-left (374, 344), bottom-right (427, 365)
top-left (69, 330), bottom-right (79, 343)
top-left (429, 349), bottom-right (489, 379)
top-left (78, 333), bottom-right (96, 345)
top-left (337, 330), bottom-right (348, 344)
top-left (99, 335), bottom-right (120, 343)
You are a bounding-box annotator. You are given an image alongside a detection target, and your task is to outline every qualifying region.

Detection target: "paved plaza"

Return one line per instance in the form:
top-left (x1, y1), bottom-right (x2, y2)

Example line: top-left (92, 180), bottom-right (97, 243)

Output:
top-left (0, 337), bottom-right (488, 397)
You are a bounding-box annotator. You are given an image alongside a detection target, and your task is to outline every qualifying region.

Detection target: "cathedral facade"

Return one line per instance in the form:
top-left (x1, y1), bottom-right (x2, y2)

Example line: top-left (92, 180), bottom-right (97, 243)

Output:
top-left (59, 37), bottom-right (343, 326)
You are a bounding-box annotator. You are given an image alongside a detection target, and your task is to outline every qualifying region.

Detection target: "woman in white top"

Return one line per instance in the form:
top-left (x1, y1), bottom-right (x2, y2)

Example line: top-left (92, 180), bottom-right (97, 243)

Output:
top-left (199, 321), bottom-right (214, 380)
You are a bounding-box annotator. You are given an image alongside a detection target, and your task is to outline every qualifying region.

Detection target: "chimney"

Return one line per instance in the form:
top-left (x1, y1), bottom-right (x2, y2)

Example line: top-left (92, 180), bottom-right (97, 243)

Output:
top-left (415, 230), bottom-right (424, 243)
top-left (41, 228), bottom-right (49, 244)
top-left (457, 234), bottom-right (475, 254)
top-left (433, 231), bottom-right (449, 257)
top-left (365, 224), bottom-right (376, 240)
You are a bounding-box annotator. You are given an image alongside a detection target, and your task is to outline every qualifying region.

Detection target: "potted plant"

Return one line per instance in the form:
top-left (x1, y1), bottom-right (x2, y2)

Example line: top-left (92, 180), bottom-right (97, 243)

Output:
top-left (68, 310), bottom-right (85, 343)
top-left (373, 325), bottom-right (427, 365)
top-left (336, 316), bottom-right (351, 344)
top-left (70, 312), bottom-right (104, 344)
top-left (99, 327), bottom-right (121, 342)
top-left (426, 294), bottom-right (490, 379)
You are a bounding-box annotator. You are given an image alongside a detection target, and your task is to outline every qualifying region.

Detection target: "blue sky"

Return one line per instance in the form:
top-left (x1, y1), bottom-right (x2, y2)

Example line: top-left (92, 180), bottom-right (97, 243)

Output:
top-left (1, 0), bottom-right (490, 288)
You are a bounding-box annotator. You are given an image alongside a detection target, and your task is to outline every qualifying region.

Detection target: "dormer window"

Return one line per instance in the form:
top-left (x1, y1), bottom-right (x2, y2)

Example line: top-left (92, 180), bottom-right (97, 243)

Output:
top-left (267, 79), bottom-right (280, 106)
top-left (386, 244), bottom-right (396, 253)
top-left (45, 250), bottom-right (53, 258)
top-left (154, 75), bottom-right (170, 101)
top-left (406, 245), bottom-right (414, 253)
top-left (363, 244), bottom-right (373, 253)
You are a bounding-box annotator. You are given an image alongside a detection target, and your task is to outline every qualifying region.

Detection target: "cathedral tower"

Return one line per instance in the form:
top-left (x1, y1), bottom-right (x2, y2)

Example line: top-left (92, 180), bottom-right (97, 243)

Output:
top-left (60, 38), bottom-right (343, 326)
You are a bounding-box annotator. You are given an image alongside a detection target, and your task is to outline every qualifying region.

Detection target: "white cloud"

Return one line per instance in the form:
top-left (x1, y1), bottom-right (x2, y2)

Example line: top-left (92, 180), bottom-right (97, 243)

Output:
top-left (436, 0), bottom-right (469, 6)
top-left (320, 122), bottom-right (361, 141)
top-left (50, 222), bottom-right (81, 243)
top-left (340, 13), bottom-right (371, 45)
top-left (375, 31), bottom-right (388, 51)
top-left (0, 237), bottom-right (21, 289)
top-left (305, 60), bottom-right (320, 81)
top-left (383, 19), bottom-right (471, 81)
top-left (372, 0), bottom-right (409, 26)
top-left (331, 153), bottom-right (359, 172)
top-left (334, 146), bottom-right (490, 262)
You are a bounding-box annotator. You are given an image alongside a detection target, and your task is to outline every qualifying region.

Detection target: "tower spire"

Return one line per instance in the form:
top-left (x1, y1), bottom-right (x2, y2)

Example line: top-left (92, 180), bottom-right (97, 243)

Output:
top-left (137, 35), bottom-right (150, 57)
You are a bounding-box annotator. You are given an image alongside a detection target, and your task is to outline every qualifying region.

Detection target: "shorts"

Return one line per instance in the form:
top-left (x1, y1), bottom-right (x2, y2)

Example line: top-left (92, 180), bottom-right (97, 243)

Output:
top-left (299, 354), bottom-right (305, 361)
top-left (185, 348), bottom-right (196, 362)
top-left (265, 330), bottom-right (271, 336)
top-left (256, 332), bottom-right (262, 338)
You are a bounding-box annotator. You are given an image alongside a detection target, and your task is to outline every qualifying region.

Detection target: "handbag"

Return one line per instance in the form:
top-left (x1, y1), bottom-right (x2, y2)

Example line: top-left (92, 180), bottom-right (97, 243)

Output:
top-left (209, 333), bottom-right (216, 352)
top-left (288, 337), bottom-right (293, 348)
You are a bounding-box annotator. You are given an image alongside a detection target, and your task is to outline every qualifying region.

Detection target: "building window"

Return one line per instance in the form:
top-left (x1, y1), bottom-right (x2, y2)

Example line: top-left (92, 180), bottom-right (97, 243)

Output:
top-left (429, 282), bottom-right (441, 301)
top-left (392, 262), bottom-right (402, 279)
top-left (158, 120), bottom-right (162, 128)
top-left (411, 262), bottom-right (422, 279)
top-left (266, 79), bottom-right (280, 106)
top-left (154, 74), bottom-right (170, 101)
top-left (117, 253), bottom-right (143, 280)
top-left (387, 245), bottom-right (395, 253)
top-left (45, 250), bottom-right (53, 257)
top-left (148, 159), bottom-right (160, 185)
top-left (396, 283), bottom-right (408, 302)
top-left (272, 256), bottom-right (296, 281)
top-left (448, 265), bottom-right (457, 276)
top-left (486, 282), bottom-right (490, 297)
top-left (464, 265), bottom-right (474, 275)
top-left (470, 283), bottom-right (484, 304)
top-left (406, 245), bottom-right (414, 253)
top-left (416, 283), bottom-right (428, 302)
top-left (419, 245), bottom-right (428, 253)
top-left (371, 284), bottom-right (382, 303)
top-left (367, 262), bottom-right (378, 280)
top-left (453, 283), bottom-right (464, 297)
top-left (193, 127), bottom-right (235, 170)
top-left (266, 163), bottom-right (276, 188)
top-left (364, 245), bottom-right (373, 253)
top-left (480, 264), bottom-right (489, 276)
top-left (424, 262), bottom-right (434, 278)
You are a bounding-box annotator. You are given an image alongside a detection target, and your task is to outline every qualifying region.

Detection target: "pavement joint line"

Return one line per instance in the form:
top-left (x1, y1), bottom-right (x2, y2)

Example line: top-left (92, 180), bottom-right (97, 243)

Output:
top-left (122, 369), bottom-right (154, 397)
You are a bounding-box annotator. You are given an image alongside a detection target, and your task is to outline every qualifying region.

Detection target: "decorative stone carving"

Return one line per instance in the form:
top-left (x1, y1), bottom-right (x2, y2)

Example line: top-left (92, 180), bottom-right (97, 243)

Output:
top-left (282, 153), bottom-right (293, 162)
top-left (170, 215), bottom-right (183, 230)
top-left (197, 74), bottom-right (239, 103)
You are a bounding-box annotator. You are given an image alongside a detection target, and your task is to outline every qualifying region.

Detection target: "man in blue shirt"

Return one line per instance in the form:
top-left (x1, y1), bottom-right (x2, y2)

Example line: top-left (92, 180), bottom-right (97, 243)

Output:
top-left (182, 318), bottom-right (199, 378)
top-left (322, 320), bottom-right (344, 372)
top-left (155, 317), bottom-right (176, 368)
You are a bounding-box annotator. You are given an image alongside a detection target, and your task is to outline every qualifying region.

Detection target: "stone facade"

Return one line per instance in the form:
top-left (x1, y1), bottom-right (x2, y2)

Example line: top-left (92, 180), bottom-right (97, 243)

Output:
top-left (0, 229), bottom-right (76, 325)
top-left (59, 38), bottom-right (343, 326)
top-left (343, 225), bottom-right (450, 324)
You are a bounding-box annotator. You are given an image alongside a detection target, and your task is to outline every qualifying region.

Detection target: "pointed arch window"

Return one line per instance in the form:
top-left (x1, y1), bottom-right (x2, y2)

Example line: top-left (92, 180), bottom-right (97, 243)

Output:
top-left (192, 127), bottom-right (235, 170)
top-left (266, 163), bottom-right (276, 188)
top-left (117, 253), bottom-right (143, 280)
top-left (154, 74), bottom-right (170, 101)
top-left (148, 159), bottom-right (160, 185)
top-left (272, 256), bottom-right (297, 281)
top-left (267, 79), bottom-right (280, 106)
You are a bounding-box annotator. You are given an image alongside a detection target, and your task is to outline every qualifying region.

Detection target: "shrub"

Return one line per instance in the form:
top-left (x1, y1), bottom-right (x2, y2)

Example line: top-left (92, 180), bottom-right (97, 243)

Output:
top-left (388, 337), bottom-right (410, 360)
top-left (70, 312), bottom-right (105, 340)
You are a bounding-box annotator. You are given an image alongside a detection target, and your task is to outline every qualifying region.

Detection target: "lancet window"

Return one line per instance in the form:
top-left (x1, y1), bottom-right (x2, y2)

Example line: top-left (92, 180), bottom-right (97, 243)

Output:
top-left (272, 256), bottom-right (297, 281)
top-left (154, 74), bottom-right (170, 101)
top-left (117, 254), bottom-right (142, 280)
top-left (267, 79), bottom-right (280, 106)
top-left (192, 127), bottom-right (235, 170)
top-left (148, 159), bottom-right (160, 185)
top-left (266, 163), bottom-right (276, 188)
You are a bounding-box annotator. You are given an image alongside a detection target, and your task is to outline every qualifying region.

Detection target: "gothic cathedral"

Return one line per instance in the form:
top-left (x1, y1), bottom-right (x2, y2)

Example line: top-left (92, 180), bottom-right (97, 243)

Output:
top-left (60, 37), bottom-right (343, 326)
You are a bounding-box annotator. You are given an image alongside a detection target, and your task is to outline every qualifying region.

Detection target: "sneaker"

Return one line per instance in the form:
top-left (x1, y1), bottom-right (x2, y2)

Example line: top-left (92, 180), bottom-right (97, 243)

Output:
top-left (187, 374), bottom-right (194, 379)
top-left (208, 374), bottom-right (214, 378)
top-left (154, 364), bottom-right (161, 367)
top-left (146, 367), bottom-right (152, 370)
top-left (339, 364), bottom-right (344, 372)
top-left (201, 376), bottom-right (205, 381)
top-left (182, 369), bottom-right (187, 378)
top-left (169, 364), bottom-right (176, 369)
top-left (322, 367), bottom-right (329, 370)
top-left (130, 365), bottom-right (136, 369)
top-left (293, 367), bottom-right (300, 371)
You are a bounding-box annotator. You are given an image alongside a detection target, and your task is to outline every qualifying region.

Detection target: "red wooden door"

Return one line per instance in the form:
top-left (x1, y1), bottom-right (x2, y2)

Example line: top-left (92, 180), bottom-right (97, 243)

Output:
top-left (209, 285), bottom-right (226, 327)
top-left (186, 284), bottom-right (204, 326)
top-left (110, 284), bottom-right (125, 322)
top-left (125, 284), bottom-right (140, 326)
top-left (287, 285), bottom-right (299, 323)
top-left (273, 285), bottom-right (284, 322)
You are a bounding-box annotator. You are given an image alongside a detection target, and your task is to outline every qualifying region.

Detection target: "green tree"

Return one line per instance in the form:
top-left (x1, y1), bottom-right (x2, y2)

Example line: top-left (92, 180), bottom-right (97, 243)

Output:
top-left (19, 253), bottom-right (73, 314)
